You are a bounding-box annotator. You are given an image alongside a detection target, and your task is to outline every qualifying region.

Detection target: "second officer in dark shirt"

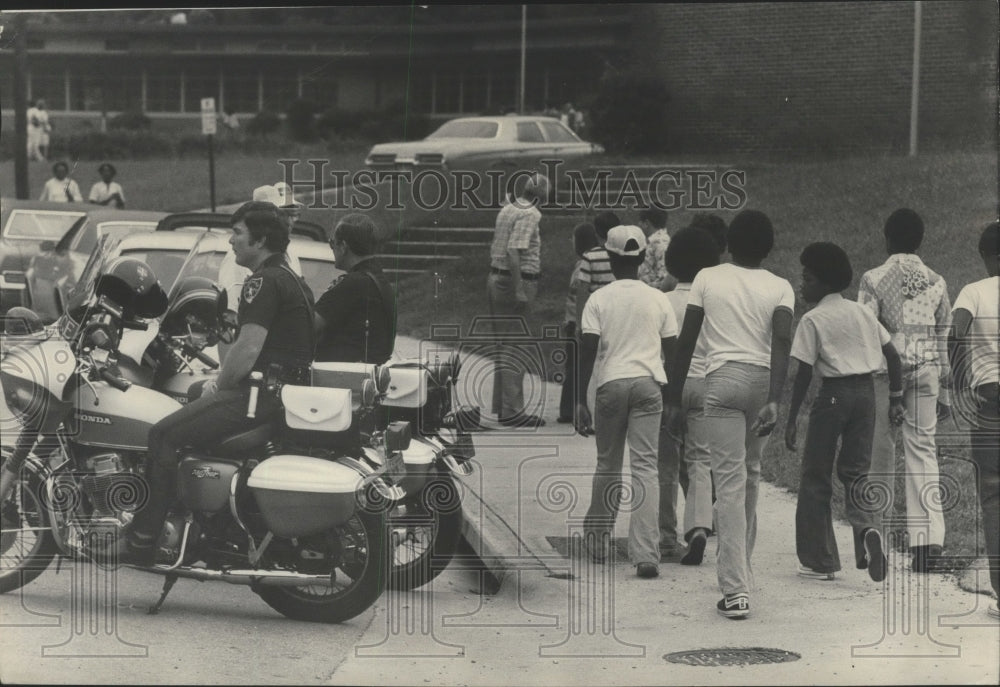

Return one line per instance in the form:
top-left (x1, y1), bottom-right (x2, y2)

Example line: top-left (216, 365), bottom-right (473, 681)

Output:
top-left (122, 201), bottom-right (314, 565)
top-left (314, 213), bottom-right (396, 364)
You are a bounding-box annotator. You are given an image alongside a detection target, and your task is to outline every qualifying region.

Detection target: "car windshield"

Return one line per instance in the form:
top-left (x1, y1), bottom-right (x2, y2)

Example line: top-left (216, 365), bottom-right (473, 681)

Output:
top-left (75, 221), bottom-right (157, 256)
top-left (427, 120), bottom-right (499, 139)
top-left (3, 209), bottom-right (85, 240)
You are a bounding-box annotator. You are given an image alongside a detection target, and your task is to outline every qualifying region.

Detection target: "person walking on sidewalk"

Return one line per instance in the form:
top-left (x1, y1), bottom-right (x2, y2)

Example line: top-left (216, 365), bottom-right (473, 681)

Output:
top-left (557, 222), bottom-right (598, 426)
top-left (858, 208), bottom-right (952, 573)
top-left (577, 225), bottom-right (679, 579)
top-left (487, 173), bottom-right (549, 428)
top-left (948, 221), bottom-right (1000, 619)
top-left (665, 209), bottom-right (794, 620)
top-left (637, 206), bottom-right (675, 292)
top-left (785, 242), bottom-right (905, 584)
top-left (662, 226), bottom-right (722, 565)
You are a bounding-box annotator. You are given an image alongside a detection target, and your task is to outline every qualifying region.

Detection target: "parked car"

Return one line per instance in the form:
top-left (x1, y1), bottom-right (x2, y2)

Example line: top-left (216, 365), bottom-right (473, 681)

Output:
top-left (365, 115), bottom-right (603, 171)
top-left (25, 208), bottom-right (165, 321)
top-left (0, 199), bottom-right (87, 314)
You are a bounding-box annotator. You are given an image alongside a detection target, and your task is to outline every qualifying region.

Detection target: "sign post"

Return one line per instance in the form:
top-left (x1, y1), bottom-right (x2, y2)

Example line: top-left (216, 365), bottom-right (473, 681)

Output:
top-left (201, 97), bottom-right (217, 211)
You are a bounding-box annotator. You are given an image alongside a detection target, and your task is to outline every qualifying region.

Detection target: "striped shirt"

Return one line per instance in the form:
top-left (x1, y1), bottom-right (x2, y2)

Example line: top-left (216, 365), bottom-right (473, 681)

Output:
top-left (578, 246), bottom-right (615, 293)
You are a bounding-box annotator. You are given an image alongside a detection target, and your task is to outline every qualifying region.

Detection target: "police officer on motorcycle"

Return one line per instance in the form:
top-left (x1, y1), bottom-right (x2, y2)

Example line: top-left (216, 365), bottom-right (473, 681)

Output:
top-left (119, 201), bottom-right (315, 565)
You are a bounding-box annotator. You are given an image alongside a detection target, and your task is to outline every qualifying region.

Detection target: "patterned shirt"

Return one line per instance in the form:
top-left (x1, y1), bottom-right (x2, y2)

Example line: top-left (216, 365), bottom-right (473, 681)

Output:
top-left (638, 228), bottom-right (670, 288)
top-left (857, 253), bottom-right (952, 375)
top-left (489, 200), bottom-right (541, 275)
top-left (578, 246), bottom-right (614, 293)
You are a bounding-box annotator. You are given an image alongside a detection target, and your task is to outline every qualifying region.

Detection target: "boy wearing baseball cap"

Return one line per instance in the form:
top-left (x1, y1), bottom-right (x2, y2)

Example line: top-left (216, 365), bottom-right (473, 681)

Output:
top-left (577, 225), bottom-right (679, 579)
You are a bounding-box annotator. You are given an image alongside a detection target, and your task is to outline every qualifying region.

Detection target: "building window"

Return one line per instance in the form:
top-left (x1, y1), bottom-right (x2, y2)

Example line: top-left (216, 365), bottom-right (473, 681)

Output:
top-left (490, 74), bottom-right (517, 113)
top-left (185, 73), bottom-right (219, 112)
top-left (146, 71), bottom-right (181, 112)
top-left (104, 74), bottom-right (142, 113)
top-left (435, 74), bottom-right (461, 114)
top-left (27, 39), bottom-right (45, 50)
top-left (301, 65), bottom-right (337, 109)
top-left (29, 72), bottom-right (65, 110)
top-left (223, 70), bottom-right (258, 114)
top-left (463, 74), bottom-right (489, 114)
top-left (407, 74), bottom-right (432, 114)
top-left (262, 68), bottom-right (298, 113)
top-left (105, 39), bottom-right (129, 51)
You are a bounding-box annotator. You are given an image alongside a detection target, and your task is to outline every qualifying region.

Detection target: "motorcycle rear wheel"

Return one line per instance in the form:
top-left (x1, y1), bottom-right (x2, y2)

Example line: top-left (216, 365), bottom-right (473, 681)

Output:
top-left (388, 473), bottom-right (463, 591)
top-left (0, 465), bottom-right (58, 594)
top-left (255, 509), bottom-right (387, 624)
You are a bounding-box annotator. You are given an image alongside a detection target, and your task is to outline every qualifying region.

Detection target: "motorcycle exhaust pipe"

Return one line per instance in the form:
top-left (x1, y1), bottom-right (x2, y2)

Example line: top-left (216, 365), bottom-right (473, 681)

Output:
top-left (140, 565), bottom-right (336, 588)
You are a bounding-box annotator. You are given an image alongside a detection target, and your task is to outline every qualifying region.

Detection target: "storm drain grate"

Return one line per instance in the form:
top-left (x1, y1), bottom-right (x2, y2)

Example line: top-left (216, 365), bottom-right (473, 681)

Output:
top-left (664, 648), bottom-right (801, 666)
top-left (545, 535), bottom-right (630, 559)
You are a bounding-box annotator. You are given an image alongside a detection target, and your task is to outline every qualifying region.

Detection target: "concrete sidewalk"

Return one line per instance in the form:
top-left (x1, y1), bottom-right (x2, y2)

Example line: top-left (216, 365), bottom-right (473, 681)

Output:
top-left (334, 335), bottom-right (1000, 685)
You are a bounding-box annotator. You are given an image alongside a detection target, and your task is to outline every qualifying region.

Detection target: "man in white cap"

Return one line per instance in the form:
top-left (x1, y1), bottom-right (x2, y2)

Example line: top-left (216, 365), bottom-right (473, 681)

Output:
top-left (576, 225), bottom-right (679, 579)
top-left (486, 172), bottom-right (550, 428)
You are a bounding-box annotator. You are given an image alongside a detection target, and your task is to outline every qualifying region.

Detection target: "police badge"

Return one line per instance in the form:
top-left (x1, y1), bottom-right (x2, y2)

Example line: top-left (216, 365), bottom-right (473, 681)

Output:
top-left (243, 276), bottom-right (263, 304)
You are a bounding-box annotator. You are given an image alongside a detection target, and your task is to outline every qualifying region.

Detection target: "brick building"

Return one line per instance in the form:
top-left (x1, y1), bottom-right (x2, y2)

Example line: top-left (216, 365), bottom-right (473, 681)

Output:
top-left (0, 3), bottom-right (995, 153)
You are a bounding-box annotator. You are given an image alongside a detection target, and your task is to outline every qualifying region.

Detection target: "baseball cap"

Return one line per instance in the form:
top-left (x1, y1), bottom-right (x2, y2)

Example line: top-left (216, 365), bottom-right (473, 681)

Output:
top-left (251, 184), bottom-right (282, 205)
top-left (604, 225), bottom-right (647, 256)
top-left (273, 181), bottom-right (302, 208)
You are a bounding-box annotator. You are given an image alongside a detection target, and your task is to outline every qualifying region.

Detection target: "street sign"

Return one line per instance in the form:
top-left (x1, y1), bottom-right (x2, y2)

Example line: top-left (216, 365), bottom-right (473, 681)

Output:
top-left (201, 97), bottom-right (217, 135)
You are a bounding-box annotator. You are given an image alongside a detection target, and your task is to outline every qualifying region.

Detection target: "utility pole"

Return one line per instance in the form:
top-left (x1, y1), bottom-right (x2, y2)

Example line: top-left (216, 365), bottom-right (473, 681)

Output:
top-left (908, 1), bottom-right (922, 157)
top-left (519, 5), bottom-right (526, 114)
top-left (12, 12), bottom-right (29, 198)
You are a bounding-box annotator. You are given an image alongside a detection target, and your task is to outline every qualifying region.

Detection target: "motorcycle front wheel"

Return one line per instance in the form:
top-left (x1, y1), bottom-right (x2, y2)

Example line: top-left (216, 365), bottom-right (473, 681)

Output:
top-left (388, 472), bottom-right (463, 591)
top-left (0, 461), bottom-right (58, 594)
top-left (255, 509), bottom-right (387, 624)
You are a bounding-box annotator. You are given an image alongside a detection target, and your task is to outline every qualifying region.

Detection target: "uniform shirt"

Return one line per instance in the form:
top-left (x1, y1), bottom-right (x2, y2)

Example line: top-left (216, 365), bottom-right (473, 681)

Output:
top-left (790, 293), bottom-right (891, 378)
top-left (218, 247), bottom-right (302, 312)
top-left (952, 276), bottom-right (999, 389)
top-left (666, 283), bottom-right (708, 379)
top-left (563, 259), bottom-right (584, 324)
top-left (39, 178), bottom-right (82, 203)
top-left (88, 181), bottom-right (125, 205)
top-left (578, 246), bottom-right (614, 293)
top-left (858, 253), bottom-right (952, 371)
top-left (489, 200), bottom-right (541, 275)
top-left (314, 257), bottom-right (395, 364)
top-left (238, 253), bottom-right (315, 372)
top-left (688, 263), bottom-right (795, 374)
top-left (581, 279), bottom-right (678, 388)
top-left (638, 228), bottom-right (670, 288)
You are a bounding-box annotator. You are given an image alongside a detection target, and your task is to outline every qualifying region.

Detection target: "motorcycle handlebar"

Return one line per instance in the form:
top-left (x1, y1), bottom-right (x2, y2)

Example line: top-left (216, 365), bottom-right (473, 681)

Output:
top-left (184, 343), bottom-right (220, 370)
top-left (98, 366), bottom-right (132, 392)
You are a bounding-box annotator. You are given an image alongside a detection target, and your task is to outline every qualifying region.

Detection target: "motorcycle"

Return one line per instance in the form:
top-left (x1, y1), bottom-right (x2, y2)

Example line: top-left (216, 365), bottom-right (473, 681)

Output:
top-left (0, 256), bottom-right (410, 623)
top-left (111, 234), bottom-right (483, 591)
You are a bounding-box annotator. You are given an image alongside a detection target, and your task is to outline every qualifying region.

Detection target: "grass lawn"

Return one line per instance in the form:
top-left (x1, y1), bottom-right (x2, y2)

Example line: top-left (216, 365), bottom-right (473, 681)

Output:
top-left (0, 142), bottom-right (368, 213)
top-left (393, 146), bottom-right (998, 569)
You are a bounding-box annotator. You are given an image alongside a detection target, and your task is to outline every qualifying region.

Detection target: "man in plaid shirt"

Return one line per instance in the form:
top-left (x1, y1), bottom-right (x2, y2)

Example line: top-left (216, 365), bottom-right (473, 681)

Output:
top-left (487, 173), bottom-right (549, 428)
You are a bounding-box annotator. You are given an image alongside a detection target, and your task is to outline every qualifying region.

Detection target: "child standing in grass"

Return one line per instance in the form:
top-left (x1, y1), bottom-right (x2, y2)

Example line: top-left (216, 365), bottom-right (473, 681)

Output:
top-left (785, 242), bottom-right (905, 583)
top-left (666, 209), bottom-right (794, 620)
top-left (558, 222), bottom-right (599, 425)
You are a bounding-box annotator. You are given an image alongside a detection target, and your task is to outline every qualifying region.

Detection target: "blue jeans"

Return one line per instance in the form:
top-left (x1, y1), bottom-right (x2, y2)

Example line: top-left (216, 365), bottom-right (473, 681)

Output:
top-left (584, 376), bottom-right (663, 565)
top-left (796, 375), bottom-right (879, 573)
top-left (703, 362), bottom-right (770, 596)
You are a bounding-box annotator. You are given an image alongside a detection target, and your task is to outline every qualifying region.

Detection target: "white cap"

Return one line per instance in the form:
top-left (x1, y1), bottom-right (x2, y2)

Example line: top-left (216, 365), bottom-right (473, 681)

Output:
top-left (251, 184), bottom-right (282, 205)
top-left (273, 181), bottom-right (302, 208)
top-left (604, 225), bottom-right (647, 256)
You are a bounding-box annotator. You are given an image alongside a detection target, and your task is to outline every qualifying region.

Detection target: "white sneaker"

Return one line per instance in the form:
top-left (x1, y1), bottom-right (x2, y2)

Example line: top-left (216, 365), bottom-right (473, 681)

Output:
top-left (797, 564), bottom-right (836, 581)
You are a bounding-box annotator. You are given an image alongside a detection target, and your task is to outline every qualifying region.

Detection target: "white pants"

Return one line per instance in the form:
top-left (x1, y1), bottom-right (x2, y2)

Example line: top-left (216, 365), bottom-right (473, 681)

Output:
top-left (871, 366), bottom-right (946, 548)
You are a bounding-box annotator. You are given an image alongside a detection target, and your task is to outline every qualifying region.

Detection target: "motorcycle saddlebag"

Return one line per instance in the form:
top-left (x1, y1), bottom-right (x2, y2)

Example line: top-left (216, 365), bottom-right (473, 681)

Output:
top-left (247, 455), bottom-right (362, 538)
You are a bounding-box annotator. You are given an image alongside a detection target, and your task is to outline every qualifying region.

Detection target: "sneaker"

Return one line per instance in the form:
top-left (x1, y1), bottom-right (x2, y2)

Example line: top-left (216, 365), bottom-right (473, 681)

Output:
top-left (681, 530), bottom-right (708, 566)
top-left (636, 562), bottom-right (659, 578)
top-left (864, 529), bottom-right (887, 582)
top-left (797, 564), bottom-right (836, 581)
top-left (716, 593), bottom-right (750, 619)
top-left (988, 601), bottom-right (999, 619)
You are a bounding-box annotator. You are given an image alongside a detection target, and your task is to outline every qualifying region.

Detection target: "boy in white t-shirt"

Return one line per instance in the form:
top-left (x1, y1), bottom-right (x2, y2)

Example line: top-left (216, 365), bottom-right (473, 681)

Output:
top-left (665, 209), bottom-right (794, 619)
top-left (784, 242), bottom-right (905, 584)
top-left (577, 225), bottom-right (678, 579)
top-left (948, 221), bottom-right (1000, 618)
top-left (89, 163), bottom-right (126, 208)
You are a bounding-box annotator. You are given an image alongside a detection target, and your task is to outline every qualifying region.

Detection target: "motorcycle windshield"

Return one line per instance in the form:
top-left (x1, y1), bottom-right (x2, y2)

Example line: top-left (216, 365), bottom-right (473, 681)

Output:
top-left (58, 232), bottom-right (125, 336)
top-left (164, 232), bottom-right (231, 310)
